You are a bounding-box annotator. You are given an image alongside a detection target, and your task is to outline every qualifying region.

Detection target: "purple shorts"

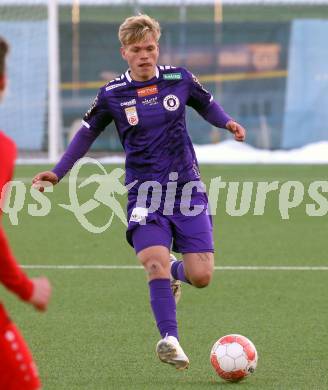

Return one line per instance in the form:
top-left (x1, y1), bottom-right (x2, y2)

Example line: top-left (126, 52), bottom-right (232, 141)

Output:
top-left (126, 185), bottom-right (214, 254)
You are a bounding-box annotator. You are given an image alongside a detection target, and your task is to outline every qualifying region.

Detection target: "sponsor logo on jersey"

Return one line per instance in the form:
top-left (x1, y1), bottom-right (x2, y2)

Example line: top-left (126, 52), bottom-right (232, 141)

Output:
top-left (163, 73), bottom-right (182, 80)
top-left (105, 82), bottom-right (127, 91)
top-left (125, 106), bottom-right (139, 126)
top-left (142, 97), bottom-right (158, 106)
top-left (120, 98), bottom-right (136, 107)
top-left (137, 85), bottom-right (158, 98)
top-left (163, 94), bottom-right (180, 111)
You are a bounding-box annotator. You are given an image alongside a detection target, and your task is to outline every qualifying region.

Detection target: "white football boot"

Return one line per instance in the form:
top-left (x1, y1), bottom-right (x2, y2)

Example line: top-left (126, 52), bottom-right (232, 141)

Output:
top-left (156, 335), bottom-right (190, 370)
top-left (169, 254), bottom-right (182, 304)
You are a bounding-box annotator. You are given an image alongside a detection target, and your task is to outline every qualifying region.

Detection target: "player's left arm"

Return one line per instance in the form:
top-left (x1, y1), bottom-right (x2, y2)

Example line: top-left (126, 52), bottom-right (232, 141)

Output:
top-left (185, 70), bottom-right (246, 142)
top-left (225, 119), bottom-right (246, 142)
top-left (199, 102), bottom-right (246, 142)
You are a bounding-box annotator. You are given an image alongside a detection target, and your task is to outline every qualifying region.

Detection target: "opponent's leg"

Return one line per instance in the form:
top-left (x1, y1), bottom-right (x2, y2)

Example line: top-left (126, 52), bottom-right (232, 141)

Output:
top-left (0, 321), bottom-right (41, 390)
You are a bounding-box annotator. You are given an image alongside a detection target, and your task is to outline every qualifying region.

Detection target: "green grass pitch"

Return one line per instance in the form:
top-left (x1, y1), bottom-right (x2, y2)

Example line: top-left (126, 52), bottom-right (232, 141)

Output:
top-left (1, 164), bottom-right (327, 389)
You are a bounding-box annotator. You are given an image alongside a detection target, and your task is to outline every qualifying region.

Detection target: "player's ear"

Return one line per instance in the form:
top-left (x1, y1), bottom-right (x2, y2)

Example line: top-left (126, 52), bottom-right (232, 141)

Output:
top-left (120, 47), bottom-right (127, 61)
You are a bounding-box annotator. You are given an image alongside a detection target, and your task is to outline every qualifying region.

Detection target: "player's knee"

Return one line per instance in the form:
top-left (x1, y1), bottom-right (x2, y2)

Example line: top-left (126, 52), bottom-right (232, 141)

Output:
top-left (189, 271), bottom-right (212, 288)
top-left (143, 258), bottom-right (168, 279)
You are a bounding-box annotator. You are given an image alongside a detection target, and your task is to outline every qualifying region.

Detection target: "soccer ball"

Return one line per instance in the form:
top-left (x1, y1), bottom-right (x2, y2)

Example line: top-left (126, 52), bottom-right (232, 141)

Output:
top-left (210, 334), bottom-right (258, 382)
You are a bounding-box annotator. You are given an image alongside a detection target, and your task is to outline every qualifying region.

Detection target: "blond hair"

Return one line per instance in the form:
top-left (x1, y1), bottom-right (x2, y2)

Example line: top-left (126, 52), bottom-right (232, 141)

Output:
top-left (118, 14), bottom-right (161, 46)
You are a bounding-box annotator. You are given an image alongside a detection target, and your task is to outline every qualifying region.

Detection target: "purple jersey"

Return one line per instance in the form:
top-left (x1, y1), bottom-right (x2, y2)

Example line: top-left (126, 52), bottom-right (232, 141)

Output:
top-left (80, 66), bottom-right (231, 187)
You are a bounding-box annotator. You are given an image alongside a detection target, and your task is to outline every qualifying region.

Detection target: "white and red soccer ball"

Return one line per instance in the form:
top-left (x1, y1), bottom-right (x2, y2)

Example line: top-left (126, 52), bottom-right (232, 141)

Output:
top-left (210, 334), bottom-right (258, 382)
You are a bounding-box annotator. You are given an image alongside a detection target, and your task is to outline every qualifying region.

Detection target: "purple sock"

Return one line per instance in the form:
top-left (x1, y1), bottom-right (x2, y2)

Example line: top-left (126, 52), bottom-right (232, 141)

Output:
top-left (149, 279), bottom-right (179, 340)
top-left (171, 260), bottom-right (191, 284)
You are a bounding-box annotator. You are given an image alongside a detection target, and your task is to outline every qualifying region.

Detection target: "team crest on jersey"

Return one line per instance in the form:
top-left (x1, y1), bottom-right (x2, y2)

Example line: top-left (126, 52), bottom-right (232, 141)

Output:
top-left (125, 106), bottom-right (139, 126)
top-left (163, 94), bottom-right (180, 111)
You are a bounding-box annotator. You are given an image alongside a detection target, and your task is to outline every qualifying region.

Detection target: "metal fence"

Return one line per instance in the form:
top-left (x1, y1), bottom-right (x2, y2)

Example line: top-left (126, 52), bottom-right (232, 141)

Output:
top-left (1, 1), bottom-right (328, 157)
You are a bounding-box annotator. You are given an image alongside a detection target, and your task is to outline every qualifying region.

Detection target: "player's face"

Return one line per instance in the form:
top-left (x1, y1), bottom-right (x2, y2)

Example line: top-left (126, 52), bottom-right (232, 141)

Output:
top-left (121, 34), bottom-right (159, 82)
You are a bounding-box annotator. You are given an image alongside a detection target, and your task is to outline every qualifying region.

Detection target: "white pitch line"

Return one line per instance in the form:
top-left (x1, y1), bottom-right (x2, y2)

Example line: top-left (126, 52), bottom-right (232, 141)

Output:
top-left (21, 265), bottom-right (328, 271)
top-left (216, 266), bottom-right (328, 271)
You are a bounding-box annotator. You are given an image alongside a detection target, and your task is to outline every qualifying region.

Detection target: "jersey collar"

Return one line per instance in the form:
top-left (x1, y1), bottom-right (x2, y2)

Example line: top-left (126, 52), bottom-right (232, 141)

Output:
top-left (125, 66), bottom-right (160, 83)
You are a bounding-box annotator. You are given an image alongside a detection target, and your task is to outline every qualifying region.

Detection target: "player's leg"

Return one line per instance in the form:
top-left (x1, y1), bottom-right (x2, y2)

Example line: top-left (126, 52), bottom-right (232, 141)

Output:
top-left (0, 319), bottom-right (41, 390)
top-left (137, 244), bottom-right (178, 339)
top-left (170, 207), bottom-right (214, 288)
top-left (132, 223), bottom-right (189, 370)
top-left (182, 252), bottom-right (214, 288)
top-left (170, 254), bottom-right (192, 285)
top-left (169, 254), bottom-right (182, 303)
top-left (171, 252), bottom-right (214, 287)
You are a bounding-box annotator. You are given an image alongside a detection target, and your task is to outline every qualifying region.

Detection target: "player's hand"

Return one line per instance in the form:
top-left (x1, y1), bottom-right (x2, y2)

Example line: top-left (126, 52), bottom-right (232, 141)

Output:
top-left (32, 171), bottom-right (58, 192)
top-left (29, 277), bottom-right (52, 312)
top-left (226, 120), bottom-right (246, 142)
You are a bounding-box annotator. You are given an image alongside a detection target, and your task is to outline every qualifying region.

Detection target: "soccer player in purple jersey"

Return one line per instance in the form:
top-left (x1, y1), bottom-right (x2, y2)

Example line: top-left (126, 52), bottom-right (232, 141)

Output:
top-left (33, 15), bottom-right (246, 370)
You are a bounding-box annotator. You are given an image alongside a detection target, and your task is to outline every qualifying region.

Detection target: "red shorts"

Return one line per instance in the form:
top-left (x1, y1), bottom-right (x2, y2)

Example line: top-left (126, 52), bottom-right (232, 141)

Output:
top-left (0, 306), bottom-right (41, 390)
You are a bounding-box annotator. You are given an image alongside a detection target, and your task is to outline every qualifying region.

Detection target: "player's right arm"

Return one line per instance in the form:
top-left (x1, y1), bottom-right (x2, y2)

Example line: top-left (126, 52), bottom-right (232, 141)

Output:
top-left (0, 228), bottom-right (51, 311)
top-left (0, 134), bottom-right (52, 311)
top-left (32, 88), bottom-right (112, 191)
